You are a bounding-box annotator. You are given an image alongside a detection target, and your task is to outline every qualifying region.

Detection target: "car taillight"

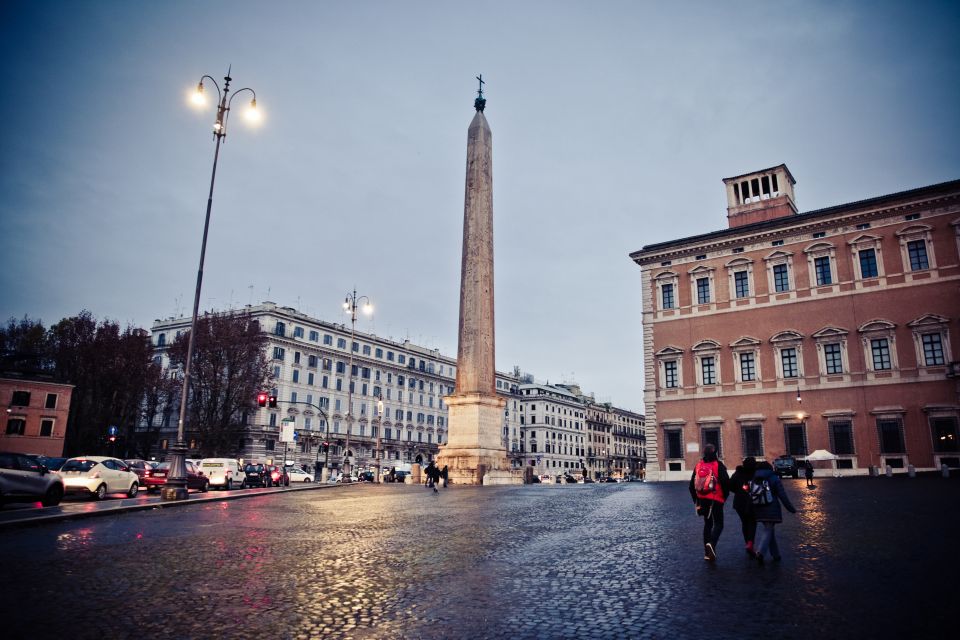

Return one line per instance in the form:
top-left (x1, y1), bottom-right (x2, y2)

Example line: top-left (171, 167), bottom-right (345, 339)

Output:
top-left (144, 470), bottom-right (151, 477)
top-left (271, 472), bottom-right (280, 480)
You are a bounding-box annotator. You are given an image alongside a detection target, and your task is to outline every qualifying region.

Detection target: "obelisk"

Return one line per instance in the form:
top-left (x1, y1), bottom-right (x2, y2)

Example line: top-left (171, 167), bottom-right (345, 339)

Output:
top-left (437, 77), bottom-right (514, 485)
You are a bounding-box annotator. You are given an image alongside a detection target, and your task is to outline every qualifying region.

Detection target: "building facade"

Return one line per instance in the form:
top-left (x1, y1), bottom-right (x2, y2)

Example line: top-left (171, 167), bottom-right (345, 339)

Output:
top-left (631, 166), bottom-right (960, 480)
top-left (148, 302), bottom-right (522, 475)
top-left (1, 377), bottom-right (73, 457)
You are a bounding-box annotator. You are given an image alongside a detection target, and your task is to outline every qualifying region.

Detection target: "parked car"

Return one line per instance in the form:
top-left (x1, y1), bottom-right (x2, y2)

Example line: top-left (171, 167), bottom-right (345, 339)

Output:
top-left (243, 463), bottom-right (268, 488)
top-left (357, 470), bottom-right (375, 482)
top-left (145, 460), bottom-right (209, 493)
top-left (287, 468), bottom-right (314, 483)
top-left (200, 458), bottom-right (245, 490)
top-left (60, 456), bottom-right (139, 500)
top-left (123, 459), bottom-right (158, 483)
top-left (33, 455), bottom-right (68, 475)
top-left (267, 465), bottom-right (290, 487)
top-left (774, 455), bottom-right (800, 479)
top-left (0, 451), bottom-right (65, 507)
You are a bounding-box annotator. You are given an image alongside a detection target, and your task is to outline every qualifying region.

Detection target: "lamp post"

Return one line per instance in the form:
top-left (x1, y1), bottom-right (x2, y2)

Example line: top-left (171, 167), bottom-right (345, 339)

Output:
top-left (342, 287), bottom-right (372, 481)
top-left (374, 393), bottom-right (384, 483)
top-left (164, 68), bottom-right (260, 501)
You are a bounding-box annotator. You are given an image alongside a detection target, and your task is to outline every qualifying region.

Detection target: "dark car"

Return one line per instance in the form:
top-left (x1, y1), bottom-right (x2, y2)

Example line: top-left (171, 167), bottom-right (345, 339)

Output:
top-left (33, 455), bottom-right (68, 473)
top-left (123, 459), bottom-right (158, 483)
top-left (357, 471), bottom-right (375, 482)
top-left (267, 465), bottom-right (290, 487)
top-left (145, 460), bottom-right (209, 493)
top-left (243, 463), bottom-right (268, 488)
top-left (774, 455), bottom-right (800, 479)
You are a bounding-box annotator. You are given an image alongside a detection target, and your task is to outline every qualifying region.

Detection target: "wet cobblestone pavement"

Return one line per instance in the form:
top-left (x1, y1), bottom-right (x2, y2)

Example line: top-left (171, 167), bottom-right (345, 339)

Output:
top-left (1, 477), bottom-right (956, 639)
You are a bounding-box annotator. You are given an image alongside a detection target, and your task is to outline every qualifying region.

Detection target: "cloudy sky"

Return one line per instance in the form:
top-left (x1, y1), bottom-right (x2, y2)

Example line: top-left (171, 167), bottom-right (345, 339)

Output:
top-left (2, 1), bottom-right (958, 411)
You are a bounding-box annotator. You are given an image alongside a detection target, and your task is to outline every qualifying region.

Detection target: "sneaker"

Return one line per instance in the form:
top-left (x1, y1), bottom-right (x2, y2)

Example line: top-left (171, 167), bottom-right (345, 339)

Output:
top-left (705, 543), bottom-right (717, 561)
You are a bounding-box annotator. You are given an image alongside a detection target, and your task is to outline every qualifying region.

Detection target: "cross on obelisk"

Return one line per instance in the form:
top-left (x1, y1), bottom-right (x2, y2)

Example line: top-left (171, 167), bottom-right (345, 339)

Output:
top-left (437, 77), bottom-right (515, 485)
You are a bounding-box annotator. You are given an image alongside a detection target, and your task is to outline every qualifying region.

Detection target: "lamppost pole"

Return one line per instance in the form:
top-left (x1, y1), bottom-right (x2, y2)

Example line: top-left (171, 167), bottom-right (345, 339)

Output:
top-left (375, 393), bottom-right (384, 483)
top-left (342, 288), bottom-right (372, 481)
top-left (164, 69), bottom-right (259, 501)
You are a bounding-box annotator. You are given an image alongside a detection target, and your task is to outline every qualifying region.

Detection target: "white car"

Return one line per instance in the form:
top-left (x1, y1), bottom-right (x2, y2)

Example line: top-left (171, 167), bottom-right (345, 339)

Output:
top-left (60, 456), bottom-right (140, 500)
top-left (199, 458), bottom-right (245, 490)
top-left (287, 469), bottom-right (314, 483)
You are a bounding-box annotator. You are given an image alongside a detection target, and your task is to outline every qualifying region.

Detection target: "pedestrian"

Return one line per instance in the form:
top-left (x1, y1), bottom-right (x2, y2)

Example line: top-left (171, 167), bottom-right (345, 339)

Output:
top-left (441, 464), bottom-right (449, 488)
top-left (425, 461), bottom-right (439, 492)
top-left (689, 443), bottom-right (730, 561)
top-left (728, 456), bottom-right (758, 558)
top-left (750, 460), bottom-right (797, 565)
top-left (804, 460), bottom-right (814, 488)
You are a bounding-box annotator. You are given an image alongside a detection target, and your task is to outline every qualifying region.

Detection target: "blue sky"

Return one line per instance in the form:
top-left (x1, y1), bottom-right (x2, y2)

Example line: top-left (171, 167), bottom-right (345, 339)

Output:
top-left (1, 0), bottom-right (958, 410)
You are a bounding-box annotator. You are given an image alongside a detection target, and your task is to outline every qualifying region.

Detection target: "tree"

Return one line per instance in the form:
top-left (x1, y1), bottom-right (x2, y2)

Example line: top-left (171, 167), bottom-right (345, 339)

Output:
top-left (166, 311), bottom-right (271, 457)
top-left (0, 316), bottom-right (52, 375)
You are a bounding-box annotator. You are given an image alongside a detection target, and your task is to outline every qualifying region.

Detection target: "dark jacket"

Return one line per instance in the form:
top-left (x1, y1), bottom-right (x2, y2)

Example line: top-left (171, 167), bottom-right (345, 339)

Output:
top-left (750, 468), bottom-right (797, 523)
top-left (688, 458), bottom-right (730, 504)
top-left (729, 465), bottom-right (755, 515)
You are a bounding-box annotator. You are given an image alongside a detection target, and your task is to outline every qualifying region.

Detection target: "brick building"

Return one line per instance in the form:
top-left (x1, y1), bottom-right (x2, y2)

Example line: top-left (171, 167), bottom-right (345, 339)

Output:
top-left (631, 165), bottom-right (960, 480)
top-left (1, 377), bottom-right (73, 457)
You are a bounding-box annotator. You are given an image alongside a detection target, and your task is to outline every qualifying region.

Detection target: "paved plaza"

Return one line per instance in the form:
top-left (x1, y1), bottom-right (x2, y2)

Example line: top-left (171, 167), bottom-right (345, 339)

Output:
top-left (0, 476), bottom-right (955, 639)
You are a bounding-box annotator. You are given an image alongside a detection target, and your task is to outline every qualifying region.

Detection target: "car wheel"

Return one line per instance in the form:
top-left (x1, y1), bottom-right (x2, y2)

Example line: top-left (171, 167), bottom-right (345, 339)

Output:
top-left (94, 484), bottom-right (107, 500)
top-left (304, 478), bottom-right (311, 483)
top-left (226, 479), bottom-right (232, 491)
top-left (42, 484), bottom-right (64, 507)
top-left (241, 480), bottom-right (247, 489)
top-left (127, 483), bottom-right (139, 498)
top-left (202, 481), bottom-right (209, 493)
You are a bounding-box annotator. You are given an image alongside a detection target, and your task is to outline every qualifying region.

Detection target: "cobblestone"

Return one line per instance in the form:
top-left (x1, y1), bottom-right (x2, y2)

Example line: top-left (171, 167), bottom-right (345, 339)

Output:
top-left (0, 477), bottom-right (955, 638)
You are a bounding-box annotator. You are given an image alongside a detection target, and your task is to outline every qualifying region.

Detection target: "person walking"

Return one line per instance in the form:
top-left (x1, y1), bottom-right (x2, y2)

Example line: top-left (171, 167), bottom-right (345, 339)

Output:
top-left (424, 461), bottom-right (438, 490)
top-left (441, 465), bottom-right (449, 488)
top-left (804, 460), bottom-right (814, 488)
top-left (750, 460), bottom-right (797, 564)
top-left (728, 456), bottom-right (758, 558)
top-left (689, 443), bottom-right (730, 561)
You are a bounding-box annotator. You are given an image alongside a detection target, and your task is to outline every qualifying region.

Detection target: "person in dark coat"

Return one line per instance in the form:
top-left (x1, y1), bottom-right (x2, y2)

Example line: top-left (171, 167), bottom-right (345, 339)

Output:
top-left (441, 465), bottom-right (449, 488)
top-left (728, 456), bottom-right (758, 557)
top-left (424, 461), bottom-right (440, 493)
top-left (688, 444), bottom-right (730, 561)
top-left (751, 460), bottom-right (797, 564)
top-left (804, 460), bottom-right (814, 488)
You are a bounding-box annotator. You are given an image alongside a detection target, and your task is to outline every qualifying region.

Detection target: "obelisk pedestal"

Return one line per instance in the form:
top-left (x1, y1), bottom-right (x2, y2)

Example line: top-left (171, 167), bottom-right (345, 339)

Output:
top-left (436, 80), bottom-right (519, 485)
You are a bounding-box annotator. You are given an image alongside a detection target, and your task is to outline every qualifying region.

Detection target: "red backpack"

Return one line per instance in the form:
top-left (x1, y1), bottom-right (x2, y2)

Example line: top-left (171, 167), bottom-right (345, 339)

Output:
top-left (694, 461), bottom-right (717, 497)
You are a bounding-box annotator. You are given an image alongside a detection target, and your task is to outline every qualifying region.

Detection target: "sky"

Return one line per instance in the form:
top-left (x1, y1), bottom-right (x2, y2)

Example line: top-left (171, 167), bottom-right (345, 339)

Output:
top-left (1, 1), bottom-right (958, 412)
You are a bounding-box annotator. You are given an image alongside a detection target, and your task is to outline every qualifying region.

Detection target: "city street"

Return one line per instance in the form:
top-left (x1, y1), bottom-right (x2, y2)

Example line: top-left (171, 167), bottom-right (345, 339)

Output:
top-left (0, 476), bottom-right (955, 639)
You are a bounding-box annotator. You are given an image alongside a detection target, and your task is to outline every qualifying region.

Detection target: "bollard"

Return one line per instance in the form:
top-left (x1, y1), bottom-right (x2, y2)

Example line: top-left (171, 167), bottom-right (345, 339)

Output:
top-left (868, 465), bottom-right (877, 477)
top-left (908, 464), bottom-right (916, 478)
top-left (885, 465), bottom-right (893, 477)
top-left (943, 464), bottom-right (951, 478)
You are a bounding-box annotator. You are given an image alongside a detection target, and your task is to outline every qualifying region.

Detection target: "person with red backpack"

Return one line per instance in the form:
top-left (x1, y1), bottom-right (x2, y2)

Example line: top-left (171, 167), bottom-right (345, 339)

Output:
top-left (688, 443), bottom-right (730, 561)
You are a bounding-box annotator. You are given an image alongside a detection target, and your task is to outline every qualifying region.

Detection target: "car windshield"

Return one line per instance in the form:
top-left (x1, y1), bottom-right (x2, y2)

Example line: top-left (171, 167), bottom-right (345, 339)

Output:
top-left (61, 459), bottom-right (99, 473)
top-left (37, 456), bottom-right (67, 470)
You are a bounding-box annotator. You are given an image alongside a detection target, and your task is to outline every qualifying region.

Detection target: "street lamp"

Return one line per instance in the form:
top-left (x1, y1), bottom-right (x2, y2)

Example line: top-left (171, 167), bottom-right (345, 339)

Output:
top-left (164, 68), bottom-right (260, 501)
top-left (342, 287), bottom-right (372, 480)
top-left (374, 393), bottom-right (384, 483)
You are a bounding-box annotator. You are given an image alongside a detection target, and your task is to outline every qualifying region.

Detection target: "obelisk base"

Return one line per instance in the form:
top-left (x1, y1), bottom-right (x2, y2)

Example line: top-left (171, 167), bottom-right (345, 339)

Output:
top-left (437, 393), bottom-right (522, 485)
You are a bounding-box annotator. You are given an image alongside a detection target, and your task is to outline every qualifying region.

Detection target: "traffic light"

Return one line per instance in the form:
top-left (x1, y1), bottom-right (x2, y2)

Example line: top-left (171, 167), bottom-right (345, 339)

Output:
top-left (268, 394), bottom-right (278, 408)
top-left (322, 441), bottom-right (329, 453)
top-left (108, 435), bottom-right (117, 443)
top-left (257, 392), bottom-right (268, 407)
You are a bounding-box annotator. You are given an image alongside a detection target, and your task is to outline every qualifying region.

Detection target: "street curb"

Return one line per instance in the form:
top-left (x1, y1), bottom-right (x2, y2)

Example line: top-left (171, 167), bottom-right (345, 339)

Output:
top-left (0, 482), bottom-right (356, 530)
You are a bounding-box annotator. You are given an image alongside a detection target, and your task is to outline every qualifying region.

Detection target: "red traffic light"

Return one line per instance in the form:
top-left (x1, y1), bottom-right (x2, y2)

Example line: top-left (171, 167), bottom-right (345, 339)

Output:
top-left (108, 435), bottom-right (117, 443)
top-left (257, 392), bottom-right (268, 407)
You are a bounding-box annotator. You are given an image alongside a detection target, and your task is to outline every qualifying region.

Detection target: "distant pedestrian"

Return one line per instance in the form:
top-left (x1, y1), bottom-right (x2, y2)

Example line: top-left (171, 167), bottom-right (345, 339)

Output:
top-left (689, 443), bottom-right (730, 561)
top-left (804, 460), bottom-right (814, 488)
top-left (728, 456), bottom-right (758, 558)
top-left (750, 460), bottom-right (797, 564)
top-left (441, 465), bottom-right (449, 488)
top-left (425, 461), bottom-right (439, 492)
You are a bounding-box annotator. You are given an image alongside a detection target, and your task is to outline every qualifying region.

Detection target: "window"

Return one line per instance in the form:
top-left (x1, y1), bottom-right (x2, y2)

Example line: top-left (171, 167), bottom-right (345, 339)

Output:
top-left (907, 240), bottom-right (929, 270)
top-left (273, 347), bottom-right (285, 360)
top-left (696, 277), bottom-right (710, 304)
top-left (773, 264), bottom-right (790, 292)
top-left (307, 355), bottom-right (317, 368)
top-left (11, 391), bottom-right (30, 406)
top-left (362, 345), bottom-right (371, 355)
top-left (824, 343), bottom-right (843, 375)
top-left (829, 420), bottom-right (855, 455)
top-left (45, 393), bottom-right (58, 409)
top-left (814, 256), bottom-right (832, 285)
top-left (931, 417), bottom-right (959, 453)
top-left (337, 338), bottom-right (347, 349)
top-left (859, 248), bottom-right (878, 278)
top-left (701, 426), bottom-right (721, 457)
top-left (293, 327), bottom-right (304, 338)
top-left (664, 361), bottom-right (678, 388)
top-left (6, 418), bottom-right (26, 435)
top-left (292, 370), bottom-right (300, 383)
top-left (40, 419), bottom-right (54, 436)
top-left (352, 341), bottom-right (360, 353)
top-left (309, 330), bottom-right (319, 341)
top-left (780, 348), bottom-right (798, 378)
top-left (739, 352), bottom-right (756, 381)
top-left (157, 334), bottom-right (166, 347)
top-left (922, 333), bottom-right (945, 366)
top-left (375, 348), bottom-right (383, 358)
top-left (308, 372), bottom-right (314, 386)
top-left (871, 339), bottom-right (891, 370)
top-left (877, 418), bottom-right (905, 454)
top-left (664, 429), bottom-right (683, 459)
top-left (294, 351), bottom-right (301, 364)
top-left (323, 334), bottom-right (332, 345)
top-left (741, 424), bottom-right (763, 457)
top-left (784, 423), bottom-right (808, 456)
top-left (275, 322), bottom-right (286, 337)
top-left (734, 271), bottom-right (749, 298)
top-left (661, 283), bottom-right (675, 309)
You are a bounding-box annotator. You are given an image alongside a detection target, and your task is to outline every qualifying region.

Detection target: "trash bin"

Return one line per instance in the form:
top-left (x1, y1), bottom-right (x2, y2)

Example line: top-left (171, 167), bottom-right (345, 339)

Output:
top-left (885, 465), bottom-right (893, 477)
top-left (943, 464), bottom-right (951, 478)
top-left (868, 465), bottom-right (878, 477)
top-left (908, 464), bottom-right (916, 478)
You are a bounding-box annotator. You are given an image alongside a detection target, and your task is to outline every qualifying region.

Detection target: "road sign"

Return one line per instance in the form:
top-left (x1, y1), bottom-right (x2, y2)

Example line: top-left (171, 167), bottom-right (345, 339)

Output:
top-left (107, 425), bottom-right (118, 436)
top-left (281, 422), bottom-right (295, 443)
